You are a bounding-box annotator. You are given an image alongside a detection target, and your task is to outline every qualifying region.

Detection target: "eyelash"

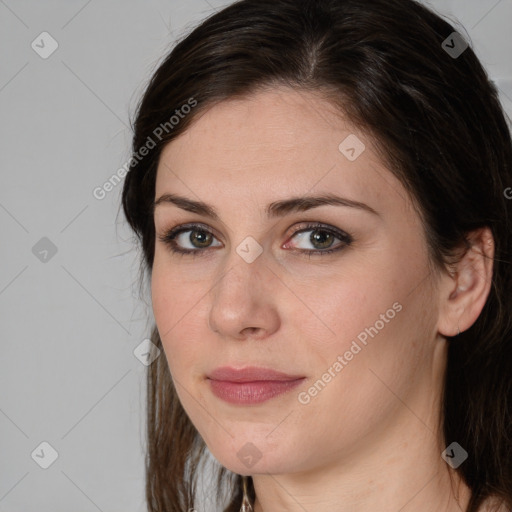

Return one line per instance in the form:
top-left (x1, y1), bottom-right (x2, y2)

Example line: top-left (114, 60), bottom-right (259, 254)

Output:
top-left (157, 222), bottom-right (353, 258)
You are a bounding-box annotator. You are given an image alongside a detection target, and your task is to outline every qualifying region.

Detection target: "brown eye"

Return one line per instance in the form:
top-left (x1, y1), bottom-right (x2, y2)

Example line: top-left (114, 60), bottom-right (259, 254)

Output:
top-left (188, 229), bottom-right (214, 248)
top-left (309, 229), bottom-right (336, 249)
top-left (285, 223), bottom-right (352, 256)
top-left (158, 224), bottom-right (222, 256)
top-left (158, 222), bottom-right (352, 258)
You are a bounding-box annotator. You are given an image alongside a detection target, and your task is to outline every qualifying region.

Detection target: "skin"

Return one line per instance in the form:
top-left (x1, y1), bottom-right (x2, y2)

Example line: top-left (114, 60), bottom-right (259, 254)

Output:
top-left (151, 87), bottom-right (496, 512)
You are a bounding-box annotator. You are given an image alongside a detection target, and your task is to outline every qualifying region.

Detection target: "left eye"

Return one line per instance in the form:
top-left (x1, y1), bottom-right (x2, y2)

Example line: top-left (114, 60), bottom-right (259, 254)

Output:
top-left (285, 225), bottom-right (350, 252)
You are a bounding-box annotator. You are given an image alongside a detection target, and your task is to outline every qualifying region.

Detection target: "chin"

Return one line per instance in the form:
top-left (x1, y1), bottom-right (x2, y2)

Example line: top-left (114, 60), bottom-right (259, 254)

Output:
top-left (204, 434), bottom-right (303, 476)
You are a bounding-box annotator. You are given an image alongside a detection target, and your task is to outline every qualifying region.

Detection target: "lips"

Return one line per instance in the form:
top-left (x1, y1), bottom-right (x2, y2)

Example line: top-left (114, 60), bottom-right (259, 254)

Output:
top-left (207, 366), bottom-right (304, 382)
top-left (206, 366), bottom-right (306, 405)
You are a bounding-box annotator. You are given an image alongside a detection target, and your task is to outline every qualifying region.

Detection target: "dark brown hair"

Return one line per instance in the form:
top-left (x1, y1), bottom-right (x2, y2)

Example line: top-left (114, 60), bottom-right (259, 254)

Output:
top-left (121, 0), bottom-right (512, 510)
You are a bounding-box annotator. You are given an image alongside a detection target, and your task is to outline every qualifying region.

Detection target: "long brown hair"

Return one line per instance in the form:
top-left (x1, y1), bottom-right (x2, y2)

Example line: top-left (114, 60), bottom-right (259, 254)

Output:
top-left (121, 0), bottom-right (512, 510)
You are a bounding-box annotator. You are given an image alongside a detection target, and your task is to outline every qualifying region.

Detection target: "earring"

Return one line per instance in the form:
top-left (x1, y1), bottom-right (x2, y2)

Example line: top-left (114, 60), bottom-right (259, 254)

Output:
top-left (239, 475), bottom-right (253, 512)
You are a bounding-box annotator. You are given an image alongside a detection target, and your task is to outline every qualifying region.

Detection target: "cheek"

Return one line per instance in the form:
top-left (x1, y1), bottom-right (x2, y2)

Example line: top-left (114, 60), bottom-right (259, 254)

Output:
top-left (306, 238), bottom-right (434, 377)
top-left (291, 276), bottom-right (435, 453)
top-left (151, 259), bottom-right (174, 335)
top-left (302, 257), bottom-right (409, 347)
top-left (151, 260), bottom-right (189, 355)
top-left (151, 257), bottom-right (211, 380)
top-left (151, 250), bottom-right (197, 330)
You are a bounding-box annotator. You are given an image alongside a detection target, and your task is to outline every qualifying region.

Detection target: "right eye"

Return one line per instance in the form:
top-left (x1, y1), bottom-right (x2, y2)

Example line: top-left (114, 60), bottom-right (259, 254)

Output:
top-left (158, 223), bottom-right (222, 256)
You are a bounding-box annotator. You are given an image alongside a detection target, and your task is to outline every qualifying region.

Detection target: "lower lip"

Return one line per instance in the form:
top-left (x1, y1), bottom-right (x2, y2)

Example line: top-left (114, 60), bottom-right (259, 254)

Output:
top-left (208, 378), bottom-right (305, 405)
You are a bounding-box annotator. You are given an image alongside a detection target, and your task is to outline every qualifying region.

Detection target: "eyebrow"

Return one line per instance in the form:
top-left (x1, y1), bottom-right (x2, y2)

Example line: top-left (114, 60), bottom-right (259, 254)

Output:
top-left (153, 193), bottom-right (379, 219)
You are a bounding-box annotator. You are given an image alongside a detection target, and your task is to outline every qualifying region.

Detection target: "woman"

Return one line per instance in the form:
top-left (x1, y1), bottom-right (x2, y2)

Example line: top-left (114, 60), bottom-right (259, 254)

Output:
top-left (121, 0), bottom-right (512, 510)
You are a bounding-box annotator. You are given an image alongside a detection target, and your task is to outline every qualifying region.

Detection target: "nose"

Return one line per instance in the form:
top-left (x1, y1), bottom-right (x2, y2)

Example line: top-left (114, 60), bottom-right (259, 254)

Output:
top-left (207, 251), bottom-right (280, 341)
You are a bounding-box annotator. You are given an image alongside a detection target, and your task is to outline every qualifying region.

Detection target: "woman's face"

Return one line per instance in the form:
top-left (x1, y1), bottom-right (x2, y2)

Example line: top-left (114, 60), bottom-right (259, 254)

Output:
top-left (151, 87), bottom-right (445, 475)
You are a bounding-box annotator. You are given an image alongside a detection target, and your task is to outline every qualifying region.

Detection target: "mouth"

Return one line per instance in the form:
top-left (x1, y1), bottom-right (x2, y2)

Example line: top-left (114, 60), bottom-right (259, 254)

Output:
top-left (206, 366), bottom-right (306, 405)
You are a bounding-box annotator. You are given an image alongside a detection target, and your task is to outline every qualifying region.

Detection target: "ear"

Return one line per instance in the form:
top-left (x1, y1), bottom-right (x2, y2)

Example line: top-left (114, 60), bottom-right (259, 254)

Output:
top-left (437, 227), bottom-right (494, 337)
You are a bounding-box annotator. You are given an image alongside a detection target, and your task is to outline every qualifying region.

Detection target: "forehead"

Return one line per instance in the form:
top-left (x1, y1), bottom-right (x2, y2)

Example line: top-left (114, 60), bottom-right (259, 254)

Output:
top-left (159, 87), bottom-right (355, 171)
top-left (155, 87), bottom-right (410, 219)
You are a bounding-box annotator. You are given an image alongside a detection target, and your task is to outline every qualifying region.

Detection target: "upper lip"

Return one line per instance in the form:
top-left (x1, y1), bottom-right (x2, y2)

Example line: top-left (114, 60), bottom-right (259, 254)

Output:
top-left (207, 366), bottom-right (305, 382)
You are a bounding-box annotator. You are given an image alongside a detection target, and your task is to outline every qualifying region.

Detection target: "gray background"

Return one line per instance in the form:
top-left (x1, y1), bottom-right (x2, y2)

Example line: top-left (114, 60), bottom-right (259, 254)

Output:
top-left (0, 1), bottom-right (511, 511)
